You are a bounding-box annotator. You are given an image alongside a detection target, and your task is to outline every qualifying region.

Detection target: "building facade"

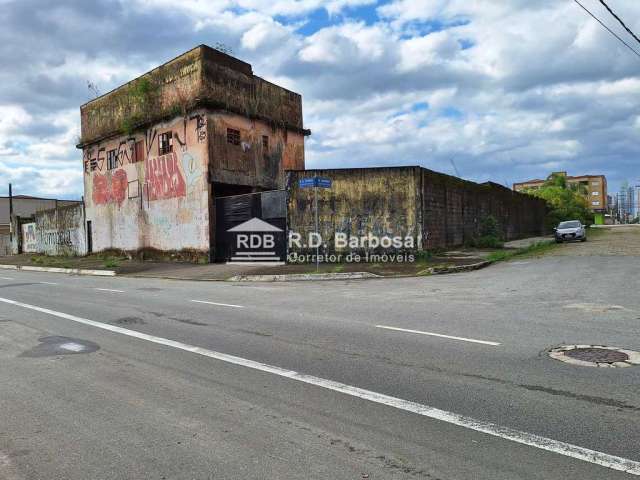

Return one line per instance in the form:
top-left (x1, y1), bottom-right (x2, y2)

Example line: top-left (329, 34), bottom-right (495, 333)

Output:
top-left (78, 45), bottom-right (308, 261)
top-left (0, 195), bottom-right (81, 255)
top-left (513, 171), bottom-right (607, 212)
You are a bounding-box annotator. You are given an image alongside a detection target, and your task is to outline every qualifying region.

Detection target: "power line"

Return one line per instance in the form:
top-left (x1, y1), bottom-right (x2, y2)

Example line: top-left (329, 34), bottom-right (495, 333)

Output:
top-left (572, 0), bottom-right (640, 60)
top-left (598, 0), bottom-right (640, 46)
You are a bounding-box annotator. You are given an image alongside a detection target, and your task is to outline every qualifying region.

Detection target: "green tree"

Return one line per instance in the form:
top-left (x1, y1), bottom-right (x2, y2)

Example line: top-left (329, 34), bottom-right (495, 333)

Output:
top-left (523, 174), bottom-right (593, 228)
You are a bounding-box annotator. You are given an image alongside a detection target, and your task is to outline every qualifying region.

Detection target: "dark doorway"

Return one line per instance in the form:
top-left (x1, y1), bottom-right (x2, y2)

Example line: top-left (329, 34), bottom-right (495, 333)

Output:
top-left (212, 182), bottom-right (255, 198)
top-left (86, 221), bottom-right (93, 254)
top-left (214, 190), bottom-right (286, 263)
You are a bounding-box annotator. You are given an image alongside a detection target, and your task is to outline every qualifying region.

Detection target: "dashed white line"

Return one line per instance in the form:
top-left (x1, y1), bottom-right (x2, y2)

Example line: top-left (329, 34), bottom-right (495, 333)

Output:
top-left (191, 299), bottom-right (244, 308)
top-left (0, 296), bottom-right (638, 475)
top-left (39, 281), bottom-right (59, 285)
top-left (0, 277), bottom-right (14, 280)
top-left (376, 325), bottom-right (501, 346)
top-left (95, 288), bottom-right (124, 293)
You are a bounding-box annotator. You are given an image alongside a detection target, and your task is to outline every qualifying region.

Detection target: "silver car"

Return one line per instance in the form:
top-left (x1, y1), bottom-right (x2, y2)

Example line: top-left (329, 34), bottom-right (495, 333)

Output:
top-left (554, 220), bottom-right (586, 243)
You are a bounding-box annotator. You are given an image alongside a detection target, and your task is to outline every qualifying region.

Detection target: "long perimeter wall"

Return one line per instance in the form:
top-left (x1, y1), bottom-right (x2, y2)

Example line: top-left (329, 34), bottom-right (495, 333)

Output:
top-left (287, 167), bottom-right (547, 254)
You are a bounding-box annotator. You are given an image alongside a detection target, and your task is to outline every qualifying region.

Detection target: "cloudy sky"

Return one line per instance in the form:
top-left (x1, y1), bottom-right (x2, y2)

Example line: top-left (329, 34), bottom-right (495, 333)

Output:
top-left (0, 0), bottom-right (639, 199)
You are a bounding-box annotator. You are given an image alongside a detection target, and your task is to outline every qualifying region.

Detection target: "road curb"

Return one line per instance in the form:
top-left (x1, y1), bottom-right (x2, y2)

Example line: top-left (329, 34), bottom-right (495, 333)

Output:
top-left (420, 260), bottom-right (491, 275)
top-left (228, 272), bottom-right (381, 282)
top-left (0, 264), bottom-right (116, 276)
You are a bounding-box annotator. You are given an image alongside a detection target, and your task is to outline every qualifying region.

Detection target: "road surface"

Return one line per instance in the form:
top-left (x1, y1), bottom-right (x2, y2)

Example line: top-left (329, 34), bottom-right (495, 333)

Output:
top-left (1, 237), bottom-right (639, 478)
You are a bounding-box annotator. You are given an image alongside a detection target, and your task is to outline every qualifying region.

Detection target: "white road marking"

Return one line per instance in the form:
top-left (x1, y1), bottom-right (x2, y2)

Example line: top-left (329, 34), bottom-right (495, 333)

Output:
top-left (191, 299), bottom-right (244, 309)
top-left (39, 282), bottom-right (59, 285)
top-left (95, 288), bottom-right (124, 293)
top-left (0, 277), bottom-right (14, 280)
top-left (0, 296), bottom-right (638, 476)
top-left (376, 325), bottom-right (501, 346)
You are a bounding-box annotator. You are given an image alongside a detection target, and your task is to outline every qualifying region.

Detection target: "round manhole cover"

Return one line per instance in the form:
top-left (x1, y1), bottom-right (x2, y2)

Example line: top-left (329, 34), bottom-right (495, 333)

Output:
top-left (549, 345), bottom-right (640, 368)
top-left (564, 348), bottom-right (629, 363)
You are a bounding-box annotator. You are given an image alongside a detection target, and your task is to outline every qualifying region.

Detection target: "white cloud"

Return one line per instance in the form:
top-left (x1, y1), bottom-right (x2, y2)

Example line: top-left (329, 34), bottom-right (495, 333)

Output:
top-left (1, 0), bottom-right (640, 197)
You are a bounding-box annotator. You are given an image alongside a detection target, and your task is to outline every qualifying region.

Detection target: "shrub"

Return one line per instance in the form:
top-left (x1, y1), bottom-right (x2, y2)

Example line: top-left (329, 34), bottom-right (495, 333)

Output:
top-left (469, 215), bottom-right (503, 248)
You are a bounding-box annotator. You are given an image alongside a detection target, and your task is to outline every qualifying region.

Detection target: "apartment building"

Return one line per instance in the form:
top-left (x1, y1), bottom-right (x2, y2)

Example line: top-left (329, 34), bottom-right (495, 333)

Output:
top-left (513, 171), bottom-right (607, 212)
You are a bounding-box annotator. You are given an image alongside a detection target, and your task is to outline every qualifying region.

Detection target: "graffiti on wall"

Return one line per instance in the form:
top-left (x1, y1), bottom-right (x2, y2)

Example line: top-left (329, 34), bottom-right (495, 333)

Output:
top-left (41, 230), bottom-right (73, 246)
top-left (145, 152), bottom-right (187, 201)
top-left (181, 152), bottom-right (201, 187)
top-left (21, 223), bottom-right (37, 253)
top-left (192, 114), bottom-right (206, 143)
top-left (93, 169), bottom-right (128, 205)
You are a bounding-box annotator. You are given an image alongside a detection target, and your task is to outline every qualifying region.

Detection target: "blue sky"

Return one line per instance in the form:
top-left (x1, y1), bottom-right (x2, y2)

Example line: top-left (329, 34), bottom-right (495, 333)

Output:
top-left (0, 0), bottom-right (639, 199)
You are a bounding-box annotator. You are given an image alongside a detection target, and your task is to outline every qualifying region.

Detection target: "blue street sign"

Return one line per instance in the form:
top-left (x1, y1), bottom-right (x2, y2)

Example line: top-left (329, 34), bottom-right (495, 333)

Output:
top-left (316, 177), bottom-right (332, 189)
top-left (298, 177), bottom-right (332, 189)
top-left (298, 178), bottom-right (316, 188)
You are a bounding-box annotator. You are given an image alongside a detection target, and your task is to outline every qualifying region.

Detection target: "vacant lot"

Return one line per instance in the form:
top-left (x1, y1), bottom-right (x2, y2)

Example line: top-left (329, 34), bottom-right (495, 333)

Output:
top-left (549, 225), bottom-right (640, 256)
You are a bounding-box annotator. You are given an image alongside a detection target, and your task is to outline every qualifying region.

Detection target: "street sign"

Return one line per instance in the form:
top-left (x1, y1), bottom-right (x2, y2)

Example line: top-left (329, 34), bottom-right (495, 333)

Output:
top-left (298, 177), bottom-right (332, 189)
top-left (298, 178), bottom-right (316, 188)
top-left (316, 177), bottom-right (332, 189)
top-left (297, 176), bottom-right (332, 271)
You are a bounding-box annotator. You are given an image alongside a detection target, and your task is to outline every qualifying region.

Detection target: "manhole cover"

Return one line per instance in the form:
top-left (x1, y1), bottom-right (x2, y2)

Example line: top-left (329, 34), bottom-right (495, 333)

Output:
top-left (549, 345), bottom-right (640, 368)
top-left (565, 348), bottom-right (628, 363)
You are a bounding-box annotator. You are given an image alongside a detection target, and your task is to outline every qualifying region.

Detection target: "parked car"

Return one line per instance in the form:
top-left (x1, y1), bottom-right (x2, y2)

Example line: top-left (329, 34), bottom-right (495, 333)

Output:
top-left (554, 220), bottom-right (586, 243)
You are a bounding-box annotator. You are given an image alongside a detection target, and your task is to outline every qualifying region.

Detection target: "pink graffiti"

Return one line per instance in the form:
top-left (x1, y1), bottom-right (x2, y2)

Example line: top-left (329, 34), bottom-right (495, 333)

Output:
top-left (93, 169), bottom-right (128, 205)
top-left (145, 153), bottom-right (186, 201)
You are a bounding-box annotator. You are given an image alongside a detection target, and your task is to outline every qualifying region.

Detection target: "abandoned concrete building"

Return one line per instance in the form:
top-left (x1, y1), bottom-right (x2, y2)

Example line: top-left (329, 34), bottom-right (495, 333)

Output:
top-left (78, 45), bottom-right (308, 261)
top-left (75, 44), bottom-right (546, 263)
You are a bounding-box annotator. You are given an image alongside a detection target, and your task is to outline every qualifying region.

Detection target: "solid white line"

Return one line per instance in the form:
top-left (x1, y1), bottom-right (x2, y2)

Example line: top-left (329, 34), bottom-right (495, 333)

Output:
top-left (95, 288), bottom-right (124, 293)
top-left (0, 276), bottom-right (14, 280)
top-left (376, 325), bottom-right (501, 346)
top-left (0, 296), bottom-right (638, 476)
top-left (191, 299), bottom-right (244, 308)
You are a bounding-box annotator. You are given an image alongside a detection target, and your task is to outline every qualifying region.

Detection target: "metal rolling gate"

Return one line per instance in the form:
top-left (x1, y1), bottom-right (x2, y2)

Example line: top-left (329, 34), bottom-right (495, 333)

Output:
top-left (214, 190), bottom-right (286, 263)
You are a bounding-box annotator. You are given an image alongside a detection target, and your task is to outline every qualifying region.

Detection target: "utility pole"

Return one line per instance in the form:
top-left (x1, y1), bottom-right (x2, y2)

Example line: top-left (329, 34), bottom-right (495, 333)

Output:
top-left (8, 183), bottom-right (13, 242)
top-left (314, 184), bottom-right (319, 272)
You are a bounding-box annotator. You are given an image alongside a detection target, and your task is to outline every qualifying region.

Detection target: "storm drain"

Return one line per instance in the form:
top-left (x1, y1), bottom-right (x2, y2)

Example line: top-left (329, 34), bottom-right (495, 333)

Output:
top-left (549, 345), bottom-right (640, 368)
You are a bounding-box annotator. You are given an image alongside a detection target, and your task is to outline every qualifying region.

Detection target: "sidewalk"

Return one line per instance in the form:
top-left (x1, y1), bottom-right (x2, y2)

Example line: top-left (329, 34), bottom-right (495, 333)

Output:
top-left (0, 234), bottom-right (549, 281)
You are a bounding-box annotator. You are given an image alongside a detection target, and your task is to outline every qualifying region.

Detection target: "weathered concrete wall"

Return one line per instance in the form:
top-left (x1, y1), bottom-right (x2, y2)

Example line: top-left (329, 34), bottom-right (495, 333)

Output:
top-left (0, 233), bottom-right (10, 256)
top-left (33, 204), bottom-right (87, 256)
top-left (21, 222), bottom-right (37, 253)
top-left (287, 167), bottom-right (547, 255)
top-left (209, 112), bottom-right (305, 191)
top-left (80, 45), bottom-right (306, 147)
top-left (82, 111), bottom-right (211, 258)
top-left (286, 168), bottom-right (423, 256)
top-left (421, 171), bottom-right (547, 248)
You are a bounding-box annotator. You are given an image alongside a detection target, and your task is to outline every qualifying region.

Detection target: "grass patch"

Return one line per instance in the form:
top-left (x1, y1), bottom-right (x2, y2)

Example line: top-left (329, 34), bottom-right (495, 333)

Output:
top-left (486, 240), bottom-right (556, 263)
top-left (103, 258), bottom-right (120, 269)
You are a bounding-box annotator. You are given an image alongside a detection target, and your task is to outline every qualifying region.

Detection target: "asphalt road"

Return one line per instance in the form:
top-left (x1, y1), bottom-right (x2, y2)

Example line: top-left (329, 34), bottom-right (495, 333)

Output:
top-left (1, 246), bottom-right (640, 478)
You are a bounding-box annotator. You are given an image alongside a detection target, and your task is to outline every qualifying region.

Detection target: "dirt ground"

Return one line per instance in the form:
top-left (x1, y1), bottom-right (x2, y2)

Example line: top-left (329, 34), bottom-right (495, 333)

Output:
top-left (548, 226), bottom-right (640, 256)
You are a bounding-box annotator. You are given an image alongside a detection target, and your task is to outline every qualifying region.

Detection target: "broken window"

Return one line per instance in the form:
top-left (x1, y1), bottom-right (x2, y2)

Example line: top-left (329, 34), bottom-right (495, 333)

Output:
top-left (106, 149), bottom-right (118, 170)
top-left (227, 128), bottom-right (240, 145)
top-left (159, 132), bottom-right (173, 155)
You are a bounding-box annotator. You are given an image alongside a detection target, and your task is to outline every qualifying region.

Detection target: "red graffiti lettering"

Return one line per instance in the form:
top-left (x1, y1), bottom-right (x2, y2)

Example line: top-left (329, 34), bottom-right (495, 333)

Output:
top-left (93, 174), bottom-right (109, 204)
top-left (92, 169), bottom-right (128, 205)
top-left (145, 153), bottom-right (186, 201)
top-left (112, 169), bottom-right (127, 204)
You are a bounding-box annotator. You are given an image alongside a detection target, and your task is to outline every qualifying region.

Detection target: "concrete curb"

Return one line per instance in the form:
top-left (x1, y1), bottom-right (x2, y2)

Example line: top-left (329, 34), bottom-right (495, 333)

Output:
top-left (228, 272), bottom-right (382, 282)
top-left (0, 264), bottom-right (116, 276)
top-left (420, 260), bottom-right (491, 275)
